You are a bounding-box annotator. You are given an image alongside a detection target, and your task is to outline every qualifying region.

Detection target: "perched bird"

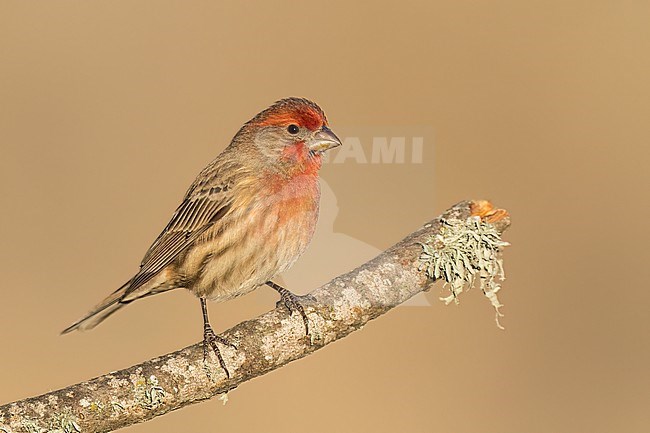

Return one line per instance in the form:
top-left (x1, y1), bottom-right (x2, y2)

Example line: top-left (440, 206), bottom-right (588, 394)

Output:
top-left (62, 97), bottom-right (342, 377)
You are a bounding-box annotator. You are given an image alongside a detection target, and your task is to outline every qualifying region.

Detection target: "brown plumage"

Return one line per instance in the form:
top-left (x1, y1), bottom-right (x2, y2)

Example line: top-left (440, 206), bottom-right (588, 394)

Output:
top-left (62, 98), bottom-right (341, 376)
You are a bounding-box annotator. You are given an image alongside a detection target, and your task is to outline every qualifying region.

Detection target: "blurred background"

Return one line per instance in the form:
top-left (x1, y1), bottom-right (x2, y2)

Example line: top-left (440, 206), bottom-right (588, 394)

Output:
top-left (1, 1), bottom-right (648, 432)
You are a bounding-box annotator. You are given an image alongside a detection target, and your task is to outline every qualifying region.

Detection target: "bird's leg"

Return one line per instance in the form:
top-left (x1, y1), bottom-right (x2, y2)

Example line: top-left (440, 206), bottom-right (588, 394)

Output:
top-left (201, 297), bottom-right (236, 378)
top-left (266, 281), bottom-right (313, 336)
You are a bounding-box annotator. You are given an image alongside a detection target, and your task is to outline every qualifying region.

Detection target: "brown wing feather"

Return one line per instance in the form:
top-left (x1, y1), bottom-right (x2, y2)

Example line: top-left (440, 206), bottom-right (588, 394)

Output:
top-left (124, 161), bottom-right (236, 296)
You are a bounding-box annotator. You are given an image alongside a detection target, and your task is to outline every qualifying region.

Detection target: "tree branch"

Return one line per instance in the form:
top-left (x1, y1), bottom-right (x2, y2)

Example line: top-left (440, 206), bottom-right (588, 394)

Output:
top-left (0, 200), bottom-right (510, 433)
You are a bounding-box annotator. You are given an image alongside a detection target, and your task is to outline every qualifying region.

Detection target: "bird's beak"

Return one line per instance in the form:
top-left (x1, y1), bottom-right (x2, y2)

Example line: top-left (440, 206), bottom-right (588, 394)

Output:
top-left (308, 126), bottom-right (342, 153)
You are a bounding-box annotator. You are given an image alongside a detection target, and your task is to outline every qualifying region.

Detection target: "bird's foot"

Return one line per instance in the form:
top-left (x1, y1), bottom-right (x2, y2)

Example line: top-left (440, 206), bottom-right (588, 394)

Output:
top-left (202, 324), bottom-right (237, 379)
top-left (275, 288), bottom-right (314, 337)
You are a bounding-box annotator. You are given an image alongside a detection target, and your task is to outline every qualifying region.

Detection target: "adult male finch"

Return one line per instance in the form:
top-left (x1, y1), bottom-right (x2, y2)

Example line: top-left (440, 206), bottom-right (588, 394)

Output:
top-left (62, 97), bottom-right (342, 377)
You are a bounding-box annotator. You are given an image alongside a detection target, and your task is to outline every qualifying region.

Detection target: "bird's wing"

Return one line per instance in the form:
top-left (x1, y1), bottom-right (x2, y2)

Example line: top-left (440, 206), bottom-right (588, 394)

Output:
top-left (125, 165), bottom-right (234, 295)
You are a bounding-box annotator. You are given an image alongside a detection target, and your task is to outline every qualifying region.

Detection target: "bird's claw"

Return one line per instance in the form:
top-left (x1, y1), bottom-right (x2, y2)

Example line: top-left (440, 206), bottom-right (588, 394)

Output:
top-left (276, 290), bottom-right (313, 336)
top-left (202, 325), bottom-right (236, 379)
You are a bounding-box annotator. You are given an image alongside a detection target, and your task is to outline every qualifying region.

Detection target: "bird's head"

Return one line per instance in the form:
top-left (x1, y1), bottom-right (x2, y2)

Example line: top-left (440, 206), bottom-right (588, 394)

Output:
top-left (237, 98), bottom-right (342, 175)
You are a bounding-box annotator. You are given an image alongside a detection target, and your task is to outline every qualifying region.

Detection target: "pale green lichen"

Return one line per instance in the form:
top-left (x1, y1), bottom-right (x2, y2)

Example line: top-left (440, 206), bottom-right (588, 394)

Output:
top-left (48, 409), bottom-right (81, 433)
top-left (109, 402), bottom-right (125, 415)
top-left (419, 216), bottom-right (510, 328)
top-left (0, 414), bottom-right (15, 433)
top-left (79, 399), bottom-right (103, 413)
top-left (135, 375), bottom-right (166, 410)
top-left (19, 419), bottom-right (44, 433)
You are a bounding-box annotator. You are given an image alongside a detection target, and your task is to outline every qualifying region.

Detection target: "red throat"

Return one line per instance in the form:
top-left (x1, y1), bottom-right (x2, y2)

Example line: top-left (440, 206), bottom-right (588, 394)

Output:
top-left (281, 141), bottom-right (322, 176)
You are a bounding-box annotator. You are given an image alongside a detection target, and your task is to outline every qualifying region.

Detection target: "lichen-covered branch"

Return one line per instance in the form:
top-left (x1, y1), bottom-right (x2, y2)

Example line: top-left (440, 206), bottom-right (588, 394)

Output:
top-left (0, 200), bottom-right (510, 433)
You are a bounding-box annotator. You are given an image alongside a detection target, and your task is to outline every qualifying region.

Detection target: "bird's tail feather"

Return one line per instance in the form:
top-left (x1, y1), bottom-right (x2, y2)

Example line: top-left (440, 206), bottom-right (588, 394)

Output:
top-left (61, 280), bottom-right (132, 334)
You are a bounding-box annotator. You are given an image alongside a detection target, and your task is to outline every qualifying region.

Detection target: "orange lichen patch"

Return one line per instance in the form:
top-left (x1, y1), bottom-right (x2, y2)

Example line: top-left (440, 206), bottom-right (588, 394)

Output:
top-left (470, 200), bottom-right (509, 224)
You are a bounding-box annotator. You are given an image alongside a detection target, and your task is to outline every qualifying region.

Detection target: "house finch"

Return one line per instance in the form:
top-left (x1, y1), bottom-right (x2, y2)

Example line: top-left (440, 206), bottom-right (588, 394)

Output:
top-left (62, 97), bottom-right (342, 377)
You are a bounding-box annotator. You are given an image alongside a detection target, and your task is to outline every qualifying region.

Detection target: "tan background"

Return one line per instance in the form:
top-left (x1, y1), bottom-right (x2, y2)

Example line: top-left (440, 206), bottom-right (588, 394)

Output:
top-left (1, 1), bottom-right (649, 432)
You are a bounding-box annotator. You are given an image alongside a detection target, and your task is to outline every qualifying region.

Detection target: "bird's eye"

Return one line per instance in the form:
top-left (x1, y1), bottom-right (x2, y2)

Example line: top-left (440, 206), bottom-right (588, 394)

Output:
top-left (287, 124), bottom-right (300, 135)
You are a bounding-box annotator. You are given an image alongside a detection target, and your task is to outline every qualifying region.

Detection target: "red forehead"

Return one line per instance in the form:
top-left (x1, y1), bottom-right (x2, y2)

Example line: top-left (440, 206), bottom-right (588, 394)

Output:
top-left (257, 106), bottom-right (325, 131)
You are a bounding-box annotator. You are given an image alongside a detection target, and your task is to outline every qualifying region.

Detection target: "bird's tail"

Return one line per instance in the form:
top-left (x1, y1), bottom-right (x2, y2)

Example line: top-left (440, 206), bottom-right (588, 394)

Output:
top-left (61, 280), bottom-right (132, 334)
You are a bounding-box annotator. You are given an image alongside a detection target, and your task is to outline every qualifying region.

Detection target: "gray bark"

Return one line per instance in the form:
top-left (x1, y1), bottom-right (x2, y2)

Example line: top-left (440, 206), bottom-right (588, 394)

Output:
top-left (0, 200), bottom-right (510, 433)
